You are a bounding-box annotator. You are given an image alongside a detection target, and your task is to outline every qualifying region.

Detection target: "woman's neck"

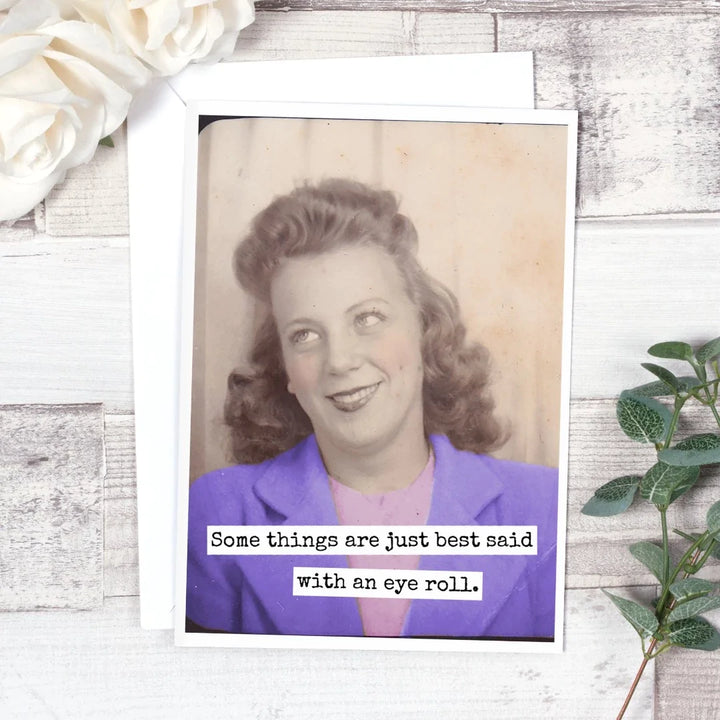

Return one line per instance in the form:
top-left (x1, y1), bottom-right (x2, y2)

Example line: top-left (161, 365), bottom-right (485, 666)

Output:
top-left (318, 429), bottom-right (431, 494)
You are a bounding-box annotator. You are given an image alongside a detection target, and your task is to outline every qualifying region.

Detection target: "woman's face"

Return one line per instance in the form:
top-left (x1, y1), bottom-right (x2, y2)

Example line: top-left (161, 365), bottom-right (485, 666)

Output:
top-left (270, 244), bottom-right (425, 459)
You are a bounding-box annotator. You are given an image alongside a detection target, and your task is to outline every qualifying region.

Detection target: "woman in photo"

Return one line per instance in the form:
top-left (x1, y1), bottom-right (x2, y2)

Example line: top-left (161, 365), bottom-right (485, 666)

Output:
top-left (186, 178), bottom-right (558, 639)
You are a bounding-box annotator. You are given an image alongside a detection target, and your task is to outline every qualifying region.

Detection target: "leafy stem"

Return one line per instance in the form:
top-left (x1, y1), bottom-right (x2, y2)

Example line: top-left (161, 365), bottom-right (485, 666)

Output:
top-left (617, 544), bottom-right (706, 720)
top-left (581, 336), bottom-right (720, 720)
top-left (709, 397), bottom-right (720, 429)
top-left (660, 507), bottom-right (670, 586)
top-left (662, 395), bottom-right (685, 449)
top-left (655, 533), bottom-right (709, 619)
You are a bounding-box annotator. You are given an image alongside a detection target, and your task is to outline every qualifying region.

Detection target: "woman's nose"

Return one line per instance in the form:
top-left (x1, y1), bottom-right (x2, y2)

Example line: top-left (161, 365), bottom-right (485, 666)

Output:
top-left (325, 330), bottom-right (361, 374)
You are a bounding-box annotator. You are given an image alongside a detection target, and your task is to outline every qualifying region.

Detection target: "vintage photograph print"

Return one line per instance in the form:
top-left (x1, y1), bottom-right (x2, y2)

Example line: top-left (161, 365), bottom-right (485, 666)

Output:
top-left (176, 102), bottom-right (577, 651)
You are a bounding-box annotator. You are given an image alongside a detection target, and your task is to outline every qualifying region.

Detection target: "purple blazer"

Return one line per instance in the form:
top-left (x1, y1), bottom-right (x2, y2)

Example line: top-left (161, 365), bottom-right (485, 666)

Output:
top-left (186, 434), bottom-right (559, 640)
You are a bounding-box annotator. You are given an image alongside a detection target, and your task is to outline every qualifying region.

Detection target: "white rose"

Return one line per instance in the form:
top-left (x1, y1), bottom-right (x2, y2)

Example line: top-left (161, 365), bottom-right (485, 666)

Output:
top-left (68, 0), bottom-right (256, 77)
top-left (0, 0), bottom-right (151, 222)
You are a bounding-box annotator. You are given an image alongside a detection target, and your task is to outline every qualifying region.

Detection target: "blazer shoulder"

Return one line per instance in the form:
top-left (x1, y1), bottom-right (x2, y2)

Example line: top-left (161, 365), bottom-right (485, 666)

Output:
top-left (189, 453), bottom-right (283, 521)
top-left (188, 438), bottom-right (316, 523)
top-left (435, 435), bottom-right (557, 489)
top-left (482, 454), bottom-right (558, 485)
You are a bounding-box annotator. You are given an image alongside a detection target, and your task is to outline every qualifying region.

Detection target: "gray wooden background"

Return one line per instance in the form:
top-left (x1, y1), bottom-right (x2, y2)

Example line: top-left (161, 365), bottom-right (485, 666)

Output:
top-left (2, 2), bottom-right (720, 718)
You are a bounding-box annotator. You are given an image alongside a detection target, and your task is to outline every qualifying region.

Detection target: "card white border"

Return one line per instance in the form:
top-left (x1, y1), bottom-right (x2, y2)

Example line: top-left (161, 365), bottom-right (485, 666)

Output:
top-left (174, 100), bottom-right (577, 653)
top-left (127, 53), bottom-right (536, 631)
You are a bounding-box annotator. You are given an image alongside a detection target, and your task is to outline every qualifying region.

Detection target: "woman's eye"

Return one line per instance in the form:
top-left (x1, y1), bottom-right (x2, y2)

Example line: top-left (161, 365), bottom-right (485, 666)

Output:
top-left (290, 329), bottom-right (319, 345)
top-left (355, 311), bottom-right (384, 329)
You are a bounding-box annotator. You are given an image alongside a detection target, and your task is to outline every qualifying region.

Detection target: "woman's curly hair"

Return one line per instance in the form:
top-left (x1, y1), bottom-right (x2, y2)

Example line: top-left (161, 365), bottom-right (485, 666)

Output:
top-left (225, 178), bottom-right (506, 463)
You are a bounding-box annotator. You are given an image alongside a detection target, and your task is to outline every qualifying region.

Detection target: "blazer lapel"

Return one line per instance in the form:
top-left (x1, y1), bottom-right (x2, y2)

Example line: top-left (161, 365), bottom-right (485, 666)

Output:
top-left (404, 436), bottom-right (532, 638)
top-left (241, 436), bottom-right (364, 637)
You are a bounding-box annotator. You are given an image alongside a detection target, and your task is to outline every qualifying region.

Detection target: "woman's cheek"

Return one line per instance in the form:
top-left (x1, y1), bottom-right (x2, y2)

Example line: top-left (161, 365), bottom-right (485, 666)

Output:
top-left (377, 331), bottom-right (422, 372)
top-left (285, 354), bottom-right (321, 396)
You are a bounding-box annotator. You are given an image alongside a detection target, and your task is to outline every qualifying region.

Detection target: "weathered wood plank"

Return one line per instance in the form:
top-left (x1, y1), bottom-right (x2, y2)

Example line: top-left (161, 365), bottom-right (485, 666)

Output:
top-left (571, 216), bottom-right (720, 399)
top-left (0, 404), bottom-right (104, 610)
top-left (0, 220), bottom-right (36, 242)
top-left (43, 125), bottom-right (129, 237)
top-left (498, 13), bottom-right (720, 217)
top-left (0, 237), bottom-right (133, 413)
top-left (232, 10), bottom-right (494, 60)
top-left (656, 647), bottom-right (720, 720)
top-left (104, 414), bottom-right (138, 597)
top-left (256, 1), bottom-right (720, 10)
top-left (0, 592), bottom-right (653, 719)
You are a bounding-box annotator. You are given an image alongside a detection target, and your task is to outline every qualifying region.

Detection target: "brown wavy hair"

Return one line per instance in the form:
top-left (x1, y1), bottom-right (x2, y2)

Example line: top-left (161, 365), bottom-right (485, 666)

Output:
top-left (225, 178), bottom-right (506, 463)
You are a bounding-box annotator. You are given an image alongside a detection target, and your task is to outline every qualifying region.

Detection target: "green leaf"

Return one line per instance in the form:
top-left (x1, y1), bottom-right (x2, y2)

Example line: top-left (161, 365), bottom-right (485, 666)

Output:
top-left (670, 578), bottom-right (715, 601)
top-left (648, 341), bottom-right (694, 361)
top-left (641, 362), bottom-right (680, 391)
top-left (639, 462), bottom-right (701, 507)
top-left (626, 380), bottom-right (675, 397)
top-left (707, 500), bottom-right (720, 538)
top-left (669, 471), bottom-right (702, 504)
top-left (668, 596), bottom-right (720, 622)
top-left (602, 590), bottom-right (659, 639)
top-left (676, 376), bottom-right (708, 393)
top-left (581, 475), bottom-right (641, 516)
top-left (659, 434), bottom-right (720, 467)
top-left (98, 135), bottom-right (114, 148)
top-left (616, 393), bottom-right (672, 444)
top-left (628, 377), bottom-right (701, 397)
top-left (629, 541), bottom-right (665, 582)
top-left (696, 336), bottom-right (720, 364)
top-left (667, 617), bottom-right (720, 650)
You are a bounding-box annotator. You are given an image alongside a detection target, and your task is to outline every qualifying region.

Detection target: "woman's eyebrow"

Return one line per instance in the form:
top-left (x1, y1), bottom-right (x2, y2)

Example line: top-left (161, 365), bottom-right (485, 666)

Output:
top-left (279, 298), bottom-right (391, 332)
top-left (344, 297), bottom-right (390, 315)
top-left (280, 316), bottom-right (318, 332)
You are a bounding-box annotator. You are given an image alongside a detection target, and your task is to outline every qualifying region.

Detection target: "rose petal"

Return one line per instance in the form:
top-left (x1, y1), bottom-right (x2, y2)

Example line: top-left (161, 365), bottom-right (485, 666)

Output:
top-left (0, 0), bottom-right (59, 35)
top-left (0, 165), bottom-right (65, 221)
top-left (0, 34), bottom-right (52, 77)
top-left (43, 48), bottom-right (133, 136)
top-left (215, 0), bottom-right (255, 33)
top-left (0, 99), bottom-right (56, 159)
top-left (39, 20), bottom-right (151, 93)
top-left (142, 1), bottom-right (183, 51)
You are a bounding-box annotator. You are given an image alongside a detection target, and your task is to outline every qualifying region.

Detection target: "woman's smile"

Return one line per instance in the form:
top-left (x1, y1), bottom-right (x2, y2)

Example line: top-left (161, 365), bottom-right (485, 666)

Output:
top-left (326, 381), bottom-right (381, 412)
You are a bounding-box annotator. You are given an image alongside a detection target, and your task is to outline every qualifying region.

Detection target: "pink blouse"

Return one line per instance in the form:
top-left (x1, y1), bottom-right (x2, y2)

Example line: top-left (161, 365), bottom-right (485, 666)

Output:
top-left (329, 454), bottom-right (435, 637)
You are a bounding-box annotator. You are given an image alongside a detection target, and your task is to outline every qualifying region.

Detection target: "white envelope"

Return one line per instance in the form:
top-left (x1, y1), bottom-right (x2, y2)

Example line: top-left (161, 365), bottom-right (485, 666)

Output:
top-left (127, 52), bottom-right (535, 630)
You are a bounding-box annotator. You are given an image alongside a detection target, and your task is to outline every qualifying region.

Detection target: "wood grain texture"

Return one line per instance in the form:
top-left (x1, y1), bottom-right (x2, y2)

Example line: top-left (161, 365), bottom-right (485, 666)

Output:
top-left (42, 125), bottom-right (129, 237)
top-left (232, 10), bottom-right (494, 60)
top-left (0, 592), bottom-right (654, 719)
top-left (571, 216), bottom-right (720, 399)
top-left (104, 414), bottom-right (139, 597)
top-left (256, 1), bottom-right (720, 11)
top-left (0, 404), bottom-right (104, 610)
top-left (0, 221), bottom-right (36, 242)
top-left (656, 647), bottom-right (720, 719)
top-left (0, 236), bottom-right (133, 412)
top-left (498, 13), bottom-right (720, 217)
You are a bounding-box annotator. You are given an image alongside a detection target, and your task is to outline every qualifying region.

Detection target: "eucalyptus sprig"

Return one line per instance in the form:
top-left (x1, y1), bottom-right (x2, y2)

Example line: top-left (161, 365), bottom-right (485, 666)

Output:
top-left (582, 336), bottom-right (720, 719)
